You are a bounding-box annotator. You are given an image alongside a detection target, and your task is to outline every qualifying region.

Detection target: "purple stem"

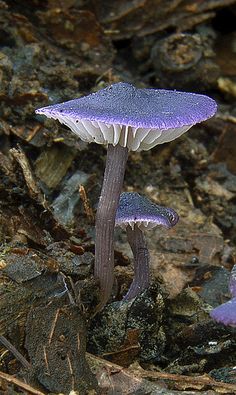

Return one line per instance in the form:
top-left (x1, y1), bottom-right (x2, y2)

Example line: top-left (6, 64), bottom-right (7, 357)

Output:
top-left (124, 224), bottom-right (150, 301)
top-left (95, 143), bottom-right (128, 309)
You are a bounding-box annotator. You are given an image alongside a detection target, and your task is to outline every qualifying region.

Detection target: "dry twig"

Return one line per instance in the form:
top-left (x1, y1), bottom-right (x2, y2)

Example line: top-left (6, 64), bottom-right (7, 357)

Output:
top-left (0, 371), bottom-right (45, 395)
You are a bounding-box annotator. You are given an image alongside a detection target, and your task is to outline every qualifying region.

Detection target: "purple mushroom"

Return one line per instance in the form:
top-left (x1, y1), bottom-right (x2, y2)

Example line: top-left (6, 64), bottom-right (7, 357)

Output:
top-left (210, 265), bottom-right (236, 327)
top-left (116, 192), bottom-right (179, 300)
top-left (36, 82), bottom-right (217, 308)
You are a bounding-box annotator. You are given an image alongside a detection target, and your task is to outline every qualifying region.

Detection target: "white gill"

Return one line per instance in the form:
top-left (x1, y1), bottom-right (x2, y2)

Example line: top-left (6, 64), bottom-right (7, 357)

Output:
top-left (51, 113), bottom-right (192, 151)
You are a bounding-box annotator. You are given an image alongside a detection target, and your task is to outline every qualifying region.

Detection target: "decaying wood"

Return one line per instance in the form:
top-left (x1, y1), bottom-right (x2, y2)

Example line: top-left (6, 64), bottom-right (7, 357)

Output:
top-left (34, 145), bottom-right (77, 190)
top-left (25, 300), bottom-right (98, 393)
top-left (0, 371), bottom-right (45, 395)
top-left (1, 0), bottom-right (236, 393)
top-left (10, 147), bottom-right (46, 206)
top-left (0, 335), bottom-right (31, 369)
top-left (79, 184), bottom-right (95, 224)
top-left (88, 353), bottom-right (236, 394)
top-left (88, 0), bottom-right (236, 39)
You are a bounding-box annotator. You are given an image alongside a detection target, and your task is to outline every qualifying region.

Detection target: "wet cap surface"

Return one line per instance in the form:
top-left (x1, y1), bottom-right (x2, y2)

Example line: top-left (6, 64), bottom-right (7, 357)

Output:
top-left (115, 192), bottom-right (179, 230)
top-left (210, 298), bottom-right (236, 327)
top-left (36, 82), bottom-right (217, 129)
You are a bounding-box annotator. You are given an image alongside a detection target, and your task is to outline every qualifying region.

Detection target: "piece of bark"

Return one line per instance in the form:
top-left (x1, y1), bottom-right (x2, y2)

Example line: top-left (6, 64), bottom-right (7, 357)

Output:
top-left (190, 265), bottom-right (230, 307)
top-left (0, 271), bottom-right (63, 337)
top-left (51, 170), bottom-right (91, 227)
top-left (151, 226), bottom-right (223, 298)
top-left (25, 300), bottom-right (98, 394)
top-left (0, 3), bottom-right (114, 131)
top-left (88, 0), bottom-right (236, 39)
top-left (0, 371), bottom-right (45, 395)
top-left (151, 32), bottom-right (220, 90)
top-left (2, 248), bottom-right (58, 283)
top-left (211, 122), bottom-right (236, 175)
top-left (9, 123), bottom-right (48, 147)
top-left (36, 8), bottom-right (114, 70)
top-left (215, 32), bottom-right (236, 77)
top-left (34, 145), bottom-right (77, 190)
top-left (88, 353), bottom-right (236, 394)
top-left (10, 147), bottom-right (45, 205)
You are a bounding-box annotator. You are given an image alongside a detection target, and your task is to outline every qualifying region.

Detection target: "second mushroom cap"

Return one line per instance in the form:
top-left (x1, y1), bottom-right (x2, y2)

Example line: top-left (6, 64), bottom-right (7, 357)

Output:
top-left (115, 192), bottom-right (179, 230)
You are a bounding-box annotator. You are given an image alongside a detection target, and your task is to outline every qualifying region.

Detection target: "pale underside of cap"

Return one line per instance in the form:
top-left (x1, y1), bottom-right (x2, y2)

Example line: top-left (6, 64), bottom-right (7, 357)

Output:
top-left (35, 82), bottom-right (217, 152)
top-left (37, 113), bottom-right (190, 151)
top-left (116, 217), bottom-right (169, 231)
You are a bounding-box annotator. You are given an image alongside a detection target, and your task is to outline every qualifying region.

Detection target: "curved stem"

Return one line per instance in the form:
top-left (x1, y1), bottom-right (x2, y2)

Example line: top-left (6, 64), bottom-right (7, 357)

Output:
top-left (124, 224), bottom-right (150, 301)
top-left (95, 144), bottom-right (128, 309)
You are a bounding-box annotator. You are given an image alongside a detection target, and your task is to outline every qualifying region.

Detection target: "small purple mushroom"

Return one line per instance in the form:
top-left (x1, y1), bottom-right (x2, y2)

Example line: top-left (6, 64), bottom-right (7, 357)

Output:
top-left (210, 265), bottom-right (236, 327)
top-left (36, 82), bottom-right (217, 308)
top-left (116, 192), bottom-right (179, 300)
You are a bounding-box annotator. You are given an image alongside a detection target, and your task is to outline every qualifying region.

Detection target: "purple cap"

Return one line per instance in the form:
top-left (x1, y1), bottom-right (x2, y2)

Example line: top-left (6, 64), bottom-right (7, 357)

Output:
top-left (210, 264), bottom-right (236, 326)
top-left (36, 83), bottom-right (217, 151)
top-left (115, 192), bottom-right (179, 230)
top-left (210, 298), bottom-right (236, 327)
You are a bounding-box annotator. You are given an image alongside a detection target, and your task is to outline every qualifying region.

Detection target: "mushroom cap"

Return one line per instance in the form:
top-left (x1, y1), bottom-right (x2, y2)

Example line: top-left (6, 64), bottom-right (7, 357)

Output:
top-left (210, 298), bottom-right (236, 327)
top-left (36, 82), bottom-right (217, 151)
top-left (115, 192), bottom-right (179, 230)
top-left (210, 265), bottom-right (236, 327)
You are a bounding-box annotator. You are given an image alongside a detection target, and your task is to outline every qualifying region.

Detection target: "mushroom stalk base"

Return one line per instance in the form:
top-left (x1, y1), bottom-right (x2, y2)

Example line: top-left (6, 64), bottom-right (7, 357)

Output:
top-left (124, 224), bottom-right (150, 301)
top-left (95, 144), bottom-right (129, 309)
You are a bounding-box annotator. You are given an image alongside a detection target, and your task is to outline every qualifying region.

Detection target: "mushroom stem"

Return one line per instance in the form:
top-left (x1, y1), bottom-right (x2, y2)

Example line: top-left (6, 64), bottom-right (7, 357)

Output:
top-left (124, 224), bottom-right (150, 301)
top-left (95, 143), bottom-right (129, 309)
